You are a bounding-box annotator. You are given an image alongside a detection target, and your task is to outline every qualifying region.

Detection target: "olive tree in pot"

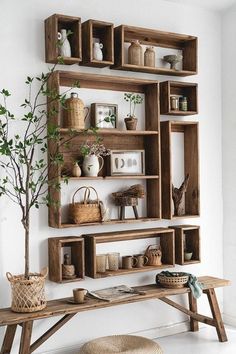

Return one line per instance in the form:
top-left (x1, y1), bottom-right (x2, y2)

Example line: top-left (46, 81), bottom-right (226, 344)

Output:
top-left (124, 93), bottom-right (144, 130)
top-left (0, 66), bottom-right (76, 312)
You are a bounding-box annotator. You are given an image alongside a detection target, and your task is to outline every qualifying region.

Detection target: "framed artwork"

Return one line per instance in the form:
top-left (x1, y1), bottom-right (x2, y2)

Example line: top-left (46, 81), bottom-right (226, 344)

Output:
top-left (109, 150), bottom-right (145, 176)
top-left (91, 103), bottom-right (118, 129)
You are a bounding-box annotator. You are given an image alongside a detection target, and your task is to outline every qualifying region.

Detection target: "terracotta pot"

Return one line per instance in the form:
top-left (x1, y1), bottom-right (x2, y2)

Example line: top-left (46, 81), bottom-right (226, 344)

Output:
top-left (124, 117), bottom-right (138, 130)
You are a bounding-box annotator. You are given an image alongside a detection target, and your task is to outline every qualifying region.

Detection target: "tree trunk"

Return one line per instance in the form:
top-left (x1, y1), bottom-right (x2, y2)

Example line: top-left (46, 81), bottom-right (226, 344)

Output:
top-left (22, 213), bottom-right (30, 279)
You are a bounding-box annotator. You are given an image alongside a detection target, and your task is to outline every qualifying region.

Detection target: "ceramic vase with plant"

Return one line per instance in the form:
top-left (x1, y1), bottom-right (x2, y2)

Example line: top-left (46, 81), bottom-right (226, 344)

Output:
top-left (0, 65), bottom-right (78, 312)
top-left (124, 93), bottom-right (144, 130)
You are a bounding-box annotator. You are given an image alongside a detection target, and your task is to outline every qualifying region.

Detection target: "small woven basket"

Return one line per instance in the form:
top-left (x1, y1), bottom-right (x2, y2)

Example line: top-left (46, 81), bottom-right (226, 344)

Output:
top-left (7, 268), bottom-right (48, 313)
top-left (69, 186), bottom-right (102, 224)
top-left (156, 272), bottom-right (189, 289)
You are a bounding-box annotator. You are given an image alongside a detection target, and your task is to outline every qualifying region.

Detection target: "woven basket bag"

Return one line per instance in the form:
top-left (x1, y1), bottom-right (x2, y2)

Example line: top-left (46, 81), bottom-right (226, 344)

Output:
top-left (69, 186), bottom-right (102, 224)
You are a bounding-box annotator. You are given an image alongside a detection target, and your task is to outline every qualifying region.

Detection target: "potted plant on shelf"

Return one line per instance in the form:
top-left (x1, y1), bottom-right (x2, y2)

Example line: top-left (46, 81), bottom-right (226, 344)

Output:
top-left (124, 93), bottom-right (144, 130)
top-left (80, 130), bottom-right (111, 177)
top-left (0, 66), bottom-right (77, 313)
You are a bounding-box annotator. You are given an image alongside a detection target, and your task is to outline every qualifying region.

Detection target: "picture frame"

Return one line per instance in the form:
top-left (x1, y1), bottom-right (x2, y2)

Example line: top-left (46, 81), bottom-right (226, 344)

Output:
top-left (91, 103), bottom-right (118, 129)
top-left (109, 150), bottom-right (145, 176)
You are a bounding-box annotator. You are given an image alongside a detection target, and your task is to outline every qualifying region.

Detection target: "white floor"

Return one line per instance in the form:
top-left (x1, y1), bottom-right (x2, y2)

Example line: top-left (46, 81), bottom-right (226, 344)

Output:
top-left (156, 326), bottom-right (236, 354)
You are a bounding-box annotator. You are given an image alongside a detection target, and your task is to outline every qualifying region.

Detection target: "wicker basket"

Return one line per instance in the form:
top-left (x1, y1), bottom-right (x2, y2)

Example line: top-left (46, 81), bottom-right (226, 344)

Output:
top-left (69, 186), bottom-right (102, 224)
top-left (7, 268), bottom-right (48, 313)
top-left (63, 93), bottom-right (89, 130)
top-left (156, 272), bottom-right (189, 289)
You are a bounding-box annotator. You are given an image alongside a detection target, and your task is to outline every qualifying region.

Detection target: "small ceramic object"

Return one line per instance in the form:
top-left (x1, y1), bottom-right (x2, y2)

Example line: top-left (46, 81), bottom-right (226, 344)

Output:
top-left (179, 96), bottom-right (188, 111)
top-left (62, 254), bottom-right (76, 279)
top-left (170, 96), bottom-right (179, 110)
top-left (96, 254), bottom-right (107, 273)
top-left (163, 54), bottom-right (183, 70)
top-left (58, 29), bottom-right (71, 57)
top-left (184, 252), bottom-right (193, 261)
top-left (124, 116), bottom-right (138, 130)
top-left (128, 40), bottom-right (143, 66)
top-left (122, 256), bottom-right (138, 269)
top-left (72, 163), bottom-right (82, 177)
top-left (133, 254), bottom-right (149, 268)
top-left (82, 155), bottom-right (104, 177)
top-left (93, 42), bottom-right (103, 61)
top-left (144, 46), bottom-right (155, 67)
top-left (107, 253), bottom-right (120, 271)
top-left (73, 288), bottom-right (87, 303)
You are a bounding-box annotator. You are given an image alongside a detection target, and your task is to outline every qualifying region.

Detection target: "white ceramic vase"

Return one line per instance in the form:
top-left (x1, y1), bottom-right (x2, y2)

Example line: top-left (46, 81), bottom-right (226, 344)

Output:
top-left (93, 42), bottom-right (103, 61)
top-left (58, 29), bottom-right (71, 57)
top-left (82, 155), bottom-right (104, 177)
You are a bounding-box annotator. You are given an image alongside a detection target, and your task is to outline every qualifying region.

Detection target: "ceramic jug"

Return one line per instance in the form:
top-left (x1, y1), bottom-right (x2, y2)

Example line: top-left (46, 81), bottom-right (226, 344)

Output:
top-left (82, 155), bottom-right (104, 176)
top-left (93, 42), bottom-right (103, 61)
top-left (58, 29), bottom-right (71, 57)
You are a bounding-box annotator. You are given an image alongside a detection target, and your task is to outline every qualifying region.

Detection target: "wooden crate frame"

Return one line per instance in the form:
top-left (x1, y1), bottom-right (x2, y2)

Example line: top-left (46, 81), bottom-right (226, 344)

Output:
top-left (83, 228), bottom-right (175, 278)
top-left (113, 25), bottom-right (198, 76)
top-left (45, 14), bottom-right (82, 64)
top-left (160, 81), bottom-right (198, 115)
top-left (47, 71), bottom-right (161, 228)
top-left (48, 236), bottom-right (84, 283)
top-left (161, 121), bottom-right (200, 219)
top-left (170, 225), bottom-right (200, 265)
top-left (81, 19), bottom-right (114, 67)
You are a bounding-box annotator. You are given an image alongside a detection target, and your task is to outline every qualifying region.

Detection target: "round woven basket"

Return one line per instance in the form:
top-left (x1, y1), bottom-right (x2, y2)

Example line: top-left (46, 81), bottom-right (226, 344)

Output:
top-left (156, 272), bottom-right (189, 289)
top-left (7, 268), bottom-right (48, 313)
top-left (79, 335), bottom-right (163, 354)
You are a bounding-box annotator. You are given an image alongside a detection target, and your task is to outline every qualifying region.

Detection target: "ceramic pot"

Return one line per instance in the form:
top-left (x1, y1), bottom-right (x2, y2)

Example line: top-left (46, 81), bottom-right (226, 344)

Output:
top-left (58, 29), bottom-right (71, 57)
top-left (128, 40), bottom-right (143, 66)
top-left (144, 46), bottom-right (155, 67)
top-left (124, 116), bottom-right (138, 130)
top-left (72, 163), bottom-right (82, 177)
top-left (93, 42), bottom-right (103, 61)
top-left (82, 155), bottom-right (104, 176)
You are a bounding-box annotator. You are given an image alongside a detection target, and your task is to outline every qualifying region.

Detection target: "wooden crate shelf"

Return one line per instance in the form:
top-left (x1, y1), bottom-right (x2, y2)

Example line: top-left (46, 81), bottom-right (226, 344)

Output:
top-left (161, 121), bottom-right (200, 219)
top-left (47, 71), bottom-right (161, 228)
top-left (45, 14), bottom-right (82, 64)
top-left (113, 25), bottom-right (198, 77)
top-left (160, 81), bottom-right (198, 115)
top-left (48, 236), bottom-right (85, 283)
top-left (82, 228), bottom-right (175, 278)
top-left (170, 225), bottom-right (200, 265)
top-left (81, 19), bottom-right (114, 67)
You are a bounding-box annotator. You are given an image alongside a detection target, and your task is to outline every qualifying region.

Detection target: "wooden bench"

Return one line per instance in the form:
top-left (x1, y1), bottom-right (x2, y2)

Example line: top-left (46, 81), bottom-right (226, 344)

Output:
top-left (0, 276), bottom-right (230, 354)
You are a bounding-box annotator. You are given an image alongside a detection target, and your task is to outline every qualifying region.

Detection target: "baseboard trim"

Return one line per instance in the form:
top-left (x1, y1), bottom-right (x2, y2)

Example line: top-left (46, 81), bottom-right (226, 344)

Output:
top-left (223, 313), bottom-right (236, 327)
top-left (36, 321), bottom-right (190, 354)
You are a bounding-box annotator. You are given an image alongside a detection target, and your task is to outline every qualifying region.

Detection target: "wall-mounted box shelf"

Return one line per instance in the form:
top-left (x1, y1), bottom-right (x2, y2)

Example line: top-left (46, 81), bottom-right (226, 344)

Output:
top-left (161, 121), bottom-right (200, 219)
top-left (170, 225), bottom-right (200, 265)
top-left (83, 228), bottom-right (175, 278)
top-left (47, 71), bottom-right (161, 228)
top-left (113, 25), bottom-right (198, 76)
top-left (160, 81), bottom-right (198, 115)
top-left (45, 14), bottom-right (82, 64)
top-left (81, 19), bottom-right (114, 67)
top-left (48, 236), bottom-right (84, 283)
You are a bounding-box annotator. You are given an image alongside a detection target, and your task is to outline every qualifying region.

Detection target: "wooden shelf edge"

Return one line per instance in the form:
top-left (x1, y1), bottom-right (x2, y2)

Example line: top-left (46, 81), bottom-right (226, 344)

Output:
top-left (112, 64), bottom-right (197, 77)
top-left (161, 111), bottom-right (198, 116)
top-left (60, 175), bottom-right (159, 181)
top-left (59, 128), bottom-right (158, 136)
top-left (182, 260), bottom-right (201, 265)
top-left (57, 277), bottom-right (84, 284)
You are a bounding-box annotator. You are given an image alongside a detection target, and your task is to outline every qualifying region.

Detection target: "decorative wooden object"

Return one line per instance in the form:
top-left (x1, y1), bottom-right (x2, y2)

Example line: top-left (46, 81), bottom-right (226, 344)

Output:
top-left (113, 25), bottom-right (198, 76)
top-left (82, 19), bottom-right (114, 67)
top-left (45, 14), bottom-right (82, 64)
top-left (47, 71), bottom-right (161, 228)
top-left (170, 225), bottom-right (201, 265)
top-left (161, 121), bottom-right (199, 219)
top-left (0, 276), bottom-right (230, 354)
top-left (83, 228), bottom-right (175, 278)
top-left (160, 81), bottom-right (198, 115)
top-left (48, 236), bottom-right (84, 283)
top-left (172, 174), bottom-right (190, 216)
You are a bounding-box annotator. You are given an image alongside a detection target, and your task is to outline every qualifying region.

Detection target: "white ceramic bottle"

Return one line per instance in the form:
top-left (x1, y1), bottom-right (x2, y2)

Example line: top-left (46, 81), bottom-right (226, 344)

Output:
top-left (58, 29), bottom-right (71, 57)
top-left (93, 42), bottom-right (103, 61)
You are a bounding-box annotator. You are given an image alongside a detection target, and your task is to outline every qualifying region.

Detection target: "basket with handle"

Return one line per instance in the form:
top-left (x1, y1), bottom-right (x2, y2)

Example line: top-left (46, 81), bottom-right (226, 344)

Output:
top-left (6, 267), bottom-right (48, 313)
top-left (69, 186), bottom-right (102, 224)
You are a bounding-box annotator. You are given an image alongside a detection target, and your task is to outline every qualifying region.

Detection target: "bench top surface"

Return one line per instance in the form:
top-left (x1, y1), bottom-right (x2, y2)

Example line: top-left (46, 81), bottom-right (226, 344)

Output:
top-left (0, 276), bottom-right (230, 326)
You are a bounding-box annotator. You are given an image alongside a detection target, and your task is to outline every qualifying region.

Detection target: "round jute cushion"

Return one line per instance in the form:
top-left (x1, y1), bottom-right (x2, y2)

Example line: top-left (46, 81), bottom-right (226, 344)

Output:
top-left (79, 335), bottom-right (163, 354)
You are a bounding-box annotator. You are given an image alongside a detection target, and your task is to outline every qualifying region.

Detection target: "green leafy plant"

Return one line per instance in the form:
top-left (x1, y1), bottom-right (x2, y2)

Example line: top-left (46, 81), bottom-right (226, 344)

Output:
top-left (124, 93), bottom-right (144, 118)
top-left (0, 65), bottom-right (78, 279)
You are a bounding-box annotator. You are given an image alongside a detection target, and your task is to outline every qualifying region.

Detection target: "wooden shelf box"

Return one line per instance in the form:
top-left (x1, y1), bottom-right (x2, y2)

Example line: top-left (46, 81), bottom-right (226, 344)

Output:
top-left (171, 225), bottom-right (200, 265)
top-left (48, 236), bottom-right (84, 283)
top-left (81, 19), bottom-right (114, 67)
top-left (83, 228), bottom-right (175, 278)
top-left (113, 25), bottom-right (198, 77)
top-left (161, 121), bottom-right (200, 219)
top-left (45, 14), bottom-right (82, 64)
top-left (160, 81), bottom-right (198, 115)
top-left (47, 71), bottom-right (161, 228)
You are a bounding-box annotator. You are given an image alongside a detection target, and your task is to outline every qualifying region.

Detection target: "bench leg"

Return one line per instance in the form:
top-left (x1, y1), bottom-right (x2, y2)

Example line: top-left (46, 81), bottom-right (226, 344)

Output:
top-left (19, 321), bottom-right (33, 354)
top-left (188, 292), bottom-right (199, 332)
top-left (0, 324), bottom-right (17, 354)
top-left (205, 288), bottom-right (228, 342)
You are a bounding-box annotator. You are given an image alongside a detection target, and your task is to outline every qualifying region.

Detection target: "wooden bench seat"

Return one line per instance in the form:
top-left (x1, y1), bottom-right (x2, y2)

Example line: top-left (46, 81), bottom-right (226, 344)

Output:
top-left (0, 276), bottom-right (230, 354)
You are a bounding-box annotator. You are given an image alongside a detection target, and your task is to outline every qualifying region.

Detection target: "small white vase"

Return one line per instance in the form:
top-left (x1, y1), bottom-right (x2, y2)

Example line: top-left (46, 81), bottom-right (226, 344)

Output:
top-left (58, 29), bottom-right (71, 57)
top-left (72, 163), bottom-right (82, 177)
top-left (82, 155), bottom-right (104, 177)
top-left (93, 42), bottom-right (103, 61)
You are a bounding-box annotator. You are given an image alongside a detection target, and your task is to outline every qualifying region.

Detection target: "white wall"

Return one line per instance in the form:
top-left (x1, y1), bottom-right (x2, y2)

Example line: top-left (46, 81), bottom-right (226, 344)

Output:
top-left (0, 1), bottom-right (223, 353)
top-left (222, 5), bottom-right (236, 326)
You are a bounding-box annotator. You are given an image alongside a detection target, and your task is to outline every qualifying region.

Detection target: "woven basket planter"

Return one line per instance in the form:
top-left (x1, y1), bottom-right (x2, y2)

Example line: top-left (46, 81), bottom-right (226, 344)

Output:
top-left (7, 267), bottom-right (48, 313)
top-left (156, 272), bottom-right (189, 289)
